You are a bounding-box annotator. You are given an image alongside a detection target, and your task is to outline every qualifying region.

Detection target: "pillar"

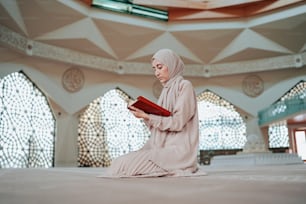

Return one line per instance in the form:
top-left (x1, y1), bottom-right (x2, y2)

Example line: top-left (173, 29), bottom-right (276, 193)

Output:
top-left (54, 112), bottom-right (79, 167)
top-left (242, 117), bottom-right (269, 153)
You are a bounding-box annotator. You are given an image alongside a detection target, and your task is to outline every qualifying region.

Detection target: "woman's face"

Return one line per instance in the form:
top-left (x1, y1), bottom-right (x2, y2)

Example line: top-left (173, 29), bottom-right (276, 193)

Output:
top-left (152, 59), bottom-right (170, 84)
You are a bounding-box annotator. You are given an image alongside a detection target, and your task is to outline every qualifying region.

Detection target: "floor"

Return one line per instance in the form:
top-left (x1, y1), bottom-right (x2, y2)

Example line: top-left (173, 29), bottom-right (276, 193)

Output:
top-left (0, 164), bottom-right (306, 204)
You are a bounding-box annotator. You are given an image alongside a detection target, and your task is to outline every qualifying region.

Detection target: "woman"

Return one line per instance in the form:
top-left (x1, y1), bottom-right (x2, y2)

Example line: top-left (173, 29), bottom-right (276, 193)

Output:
top-left (107, 48), bottom-right (199, 177)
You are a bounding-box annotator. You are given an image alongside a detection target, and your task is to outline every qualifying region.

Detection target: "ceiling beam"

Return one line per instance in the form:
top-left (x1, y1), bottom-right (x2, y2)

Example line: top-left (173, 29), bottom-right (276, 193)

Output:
top-left (167, 0), bottom-right (304, 21)
top-left (246, 0), bottom-right (305, 15)
top-left (79, 0), bottom-right (93, 6)
top-left (204, 0), bottom-right (269, 9)
top-left (168, 7), bottom-right (246, 21)
top-left (131, 0), bottom-right (208, 10)
top-left (132, 0), bottom-right (271, 10)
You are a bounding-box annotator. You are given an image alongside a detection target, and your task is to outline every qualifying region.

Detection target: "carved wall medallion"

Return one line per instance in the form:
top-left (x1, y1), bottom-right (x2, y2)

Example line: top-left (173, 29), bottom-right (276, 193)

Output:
top-left (242, 74), bottom-right (264, 97)
top-left (152, 79), bottom-right (163, 99)
top-left (62, 67), bottom-right (85, 92)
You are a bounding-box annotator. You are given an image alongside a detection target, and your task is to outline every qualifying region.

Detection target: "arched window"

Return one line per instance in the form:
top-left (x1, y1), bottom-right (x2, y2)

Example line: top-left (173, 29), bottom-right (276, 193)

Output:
top-left (269, 81), bottom-right (306, 148)
top-left (0, 71), bottom-right (55, 168)
top-left (197, 90), bottom-right (246, 150)
top-left (78, 88), bottom-right (150, 167)
top-left (269, 121), bottom-right (288, 148)
top-left (78, 88), bottom-right (248, 166)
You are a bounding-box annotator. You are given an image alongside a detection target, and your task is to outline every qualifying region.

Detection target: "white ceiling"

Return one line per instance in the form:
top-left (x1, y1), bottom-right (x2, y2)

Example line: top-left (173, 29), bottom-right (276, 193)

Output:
top-left (0, 0), bottom-right (305, 77)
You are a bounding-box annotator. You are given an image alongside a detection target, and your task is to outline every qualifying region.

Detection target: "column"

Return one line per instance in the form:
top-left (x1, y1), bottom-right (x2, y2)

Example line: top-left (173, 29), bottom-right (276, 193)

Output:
top-left (242, 117), bottom-right (269, 153)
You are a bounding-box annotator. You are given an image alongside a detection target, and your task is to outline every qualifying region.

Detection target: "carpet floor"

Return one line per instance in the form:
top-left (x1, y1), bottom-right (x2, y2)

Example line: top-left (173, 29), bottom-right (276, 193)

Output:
top-left (1, 164), bottom-right (306, 204)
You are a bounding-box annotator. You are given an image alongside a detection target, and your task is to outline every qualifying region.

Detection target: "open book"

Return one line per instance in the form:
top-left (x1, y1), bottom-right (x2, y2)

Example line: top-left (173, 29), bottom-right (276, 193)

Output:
top-left (128, 96), bottom-right (171, 116)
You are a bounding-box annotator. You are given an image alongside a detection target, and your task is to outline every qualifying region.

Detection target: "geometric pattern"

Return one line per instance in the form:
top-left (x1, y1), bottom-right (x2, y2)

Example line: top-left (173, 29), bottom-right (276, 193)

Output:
top-left (0, 0), bottom-right (305, 77)
top-left (197, 90), bottom-right (246, 150)
top-left (0, 71), bottom-right (55, 168)
top-left (78, 88), bottom-right (150, 167)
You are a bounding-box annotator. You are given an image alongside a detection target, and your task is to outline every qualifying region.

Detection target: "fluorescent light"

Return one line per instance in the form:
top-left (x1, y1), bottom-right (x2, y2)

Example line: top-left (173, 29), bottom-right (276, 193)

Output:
top-left (92, 0), bottom-right (168, 21)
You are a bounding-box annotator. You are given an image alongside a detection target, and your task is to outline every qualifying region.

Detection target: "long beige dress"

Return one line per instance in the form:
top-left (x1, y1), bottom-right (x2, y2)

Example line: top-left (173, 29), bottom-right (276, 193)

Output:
top-left (107, 49), bottom-right (199, 177)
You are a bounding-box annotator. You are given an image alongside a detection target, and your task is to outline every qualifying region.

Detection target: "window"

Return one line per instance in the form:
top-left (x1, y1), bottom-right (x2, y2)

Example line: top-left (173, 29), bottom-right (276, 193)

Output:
top-left (0, 71), bottom-right (55, 168)
top-left (78, 88), bottom-right (150, 167)
top-left (197, 90), bottom-right (246, 150)
top-left (78, 89), bottom-right (248, 166)
top-left (268, 81), bottom-right (306, 148)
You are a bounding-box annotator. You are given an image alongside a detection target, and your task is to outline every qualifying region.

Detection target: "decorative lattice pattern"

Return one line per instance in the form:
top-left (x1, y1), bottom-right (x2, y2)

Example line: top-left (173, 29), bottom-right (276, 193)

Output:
top-left (0, 72), bottom-right (55, 168)
top-left (269, 121), bottom-right (289, 148)
top-left (78, 88), bottom-right (150, 167)
top-left (197, 91), bottom-right (246, 150)
top-left (280, 81), bottom-right (306, 101)
top-left (269, 81), bottom-right (306, 148)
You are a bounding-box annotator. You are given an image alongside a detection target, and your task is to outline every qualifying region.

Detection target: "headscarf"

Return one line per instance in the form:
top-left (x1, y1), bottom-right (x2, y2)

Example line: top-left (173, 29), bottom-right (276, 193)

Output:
top-left (151, 49), bottom-right (185, 111)
top-left (152, 49), bottom-right (184, 81)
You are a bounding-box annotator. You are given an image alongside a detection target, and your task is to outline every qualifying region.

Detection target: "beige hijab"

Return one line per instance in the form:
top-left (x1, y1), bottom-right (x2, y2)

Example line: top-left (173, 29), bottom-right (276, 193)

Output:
top-left (152, 49), bottom-right (185, 112)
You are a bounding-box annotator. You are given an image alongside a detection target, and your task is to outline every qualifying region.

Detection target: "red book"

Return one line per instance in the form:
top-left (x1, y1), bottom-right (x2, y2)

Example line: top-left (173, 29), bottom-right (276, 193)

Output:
top-left (128, 96), bottom-right (171, 116)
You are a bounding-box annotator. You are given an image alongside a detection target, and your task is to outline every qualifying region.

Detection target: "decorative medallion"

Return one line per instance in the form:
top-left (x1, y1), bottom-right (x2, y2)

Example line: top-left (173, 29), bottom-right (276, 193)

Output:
top-left (152, 79), bottom-right (163, 99)
top-left (62, 67), bottom-right (85, 93)
top-left (242, 74), bottom-right (264, 97)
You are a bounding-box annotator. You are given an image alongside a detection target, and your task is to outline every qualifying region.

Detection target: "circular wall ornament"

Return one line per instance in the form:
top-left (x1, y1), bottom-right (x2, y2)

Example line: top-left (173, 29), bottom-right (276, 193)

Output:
top-left (152, 79), bottom-right (163, 99)
top-left (62, 67), bottom-right (85, 92)
top-left (242, 74), bottom-right (264, 97)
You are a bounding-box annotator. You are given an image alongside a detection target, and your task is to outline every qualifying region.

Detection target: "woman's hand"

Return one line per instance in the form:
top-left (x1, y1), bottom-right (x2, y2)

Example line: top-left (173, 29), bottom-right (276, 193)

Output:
top-left (128, 105), bottom-right (149, 120)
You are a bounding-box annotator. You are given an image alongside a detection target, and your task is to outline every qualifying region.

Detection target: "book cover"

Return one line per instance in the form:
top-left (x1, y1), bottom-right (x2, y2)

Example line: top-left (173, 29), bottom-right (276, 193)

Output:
top-left (128, 96), bottom-right (171, 116)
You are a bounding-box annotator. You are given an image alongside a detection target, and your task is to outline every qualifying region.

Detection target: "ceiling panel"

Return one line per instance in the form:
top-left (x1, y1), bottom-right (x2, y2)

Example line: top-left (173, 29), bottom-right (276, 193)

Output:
top-left (213, 48), bottom-right (290, 64)
top-left (0, 2), bottom-right (26, 35)
top-left (252, 13), bottom-right (306, 52)
top-left (93, 19), bottom-right (163, 60)
top-left (37, 38), bottom-right (115, 59)
top-left (18, 0), bottom-right (85, 38)
top-left (0, 0), bottom-right (305, 71)
top-left (172, 29), bottom-right (243, 63)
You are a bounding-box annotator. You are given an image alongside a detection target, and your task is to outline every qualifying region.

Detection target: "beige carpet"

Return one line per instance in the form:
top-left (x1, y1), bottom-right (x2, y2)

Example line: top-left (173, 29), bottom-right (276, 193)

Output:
top-left (1, 164), bottom-right (306, 204)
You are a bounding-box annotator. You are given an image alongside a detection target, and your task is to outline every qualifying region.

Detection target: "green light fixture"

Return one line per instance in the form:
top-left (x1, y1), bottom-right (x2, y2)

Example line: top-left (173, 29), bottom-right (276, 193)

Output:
top-left (92, 0), bottom-right (168, 21)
